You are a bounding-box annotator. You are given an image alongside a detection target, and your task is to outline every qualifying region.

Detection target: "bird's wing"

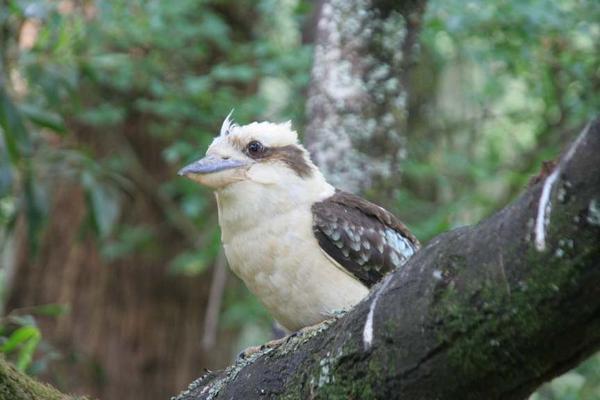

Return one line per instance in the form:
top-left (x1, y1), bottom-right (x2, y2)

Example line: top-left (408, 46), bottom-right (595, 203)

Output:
top-left (312, 190), bottom-right (420, 288)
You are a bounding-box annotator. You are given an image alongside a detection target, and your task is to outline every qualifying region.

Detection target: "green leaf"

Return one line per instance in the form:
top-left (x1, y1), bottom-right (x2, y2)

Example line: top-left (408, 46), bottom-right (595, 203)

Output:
top-left (19, 104), bottom-right (66, 134)
top-left (0, 147), bottom-right (13, 197)
top-left (82, 172), bottom-right (121, 238)
top-left (16, 329), bottom-right (41, 371)
top-left (100, 225), bottom-right (154, 261)
top-left (183, 76), bottom-right (211, 96)
top-left (1, 326), bottom-right (39, 353)
top-left (211, 64), bottom-right (256, 83)
top-left (23, 170), bottom-right (46, 255)
top-left (31, 303), bottom-right (71, 317)
top-left (169, 250), bottom-right (210, 276)
top-left (91, 184), bottom-right (120, 238)
top-left (79, 103), bottom-right (126, 126)
top-left (0, 86), bottom-right (32, 164)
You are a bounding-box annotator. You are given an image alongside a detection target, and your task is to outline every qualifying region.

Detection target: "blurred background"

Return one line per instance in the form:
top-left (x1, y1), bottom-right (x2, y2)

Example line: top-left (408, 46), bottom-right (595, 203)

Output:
top-left (0, 0), bottom-right (598, 399)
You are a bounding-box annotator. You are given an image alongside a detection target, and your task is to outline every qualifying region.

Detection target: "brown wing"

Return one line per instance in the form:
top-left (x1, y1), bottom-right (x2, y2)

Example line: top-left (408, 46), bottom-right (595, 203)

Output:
top-left (312, 190), bottom-right (420, 287)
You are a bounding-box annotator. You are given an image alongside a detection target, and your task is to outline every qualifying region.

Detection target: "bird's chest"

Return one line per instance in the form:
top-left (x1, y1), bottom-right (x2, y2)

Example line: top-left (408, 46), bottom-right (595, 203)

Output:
top-left (219, 208), bottom-right (367, 330)
top-left (223, 209), bottom-right (315, 295)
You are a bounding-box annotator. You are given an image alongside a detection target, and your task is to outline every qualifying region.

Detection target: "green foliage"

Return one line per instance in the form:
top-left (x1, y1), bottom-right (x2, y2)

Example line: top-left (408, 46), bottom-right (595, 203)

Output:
top-left (99, 224), bottom-right (155, 261)
top-left (0, 85), bottom-right (44, 253)
top-left (532, 354), bottom-right (600, 400)
top-left (401, 0), bottom-right (599, 241)
top-left (0, 304), bottom-right (68, 373)
top-left (0, 326), bottom-right (40, 371)
top-left (0, 86), bottom-right (31, 164)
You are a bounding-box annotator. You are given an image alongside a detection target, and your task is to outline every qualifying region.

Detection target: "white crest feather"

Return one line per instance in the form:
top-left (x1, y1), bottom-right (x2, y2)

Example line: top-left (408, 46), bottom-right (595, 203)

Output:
top-left (220, 109), bottom-right (236, 137)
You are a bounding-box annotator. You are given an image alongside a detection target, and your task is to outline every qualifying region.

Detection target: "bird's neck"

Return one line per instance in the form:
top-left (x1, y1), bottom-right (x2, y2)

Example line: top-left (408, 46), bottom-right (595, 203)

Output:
top-left (215, 173), bottom-right (334, 238)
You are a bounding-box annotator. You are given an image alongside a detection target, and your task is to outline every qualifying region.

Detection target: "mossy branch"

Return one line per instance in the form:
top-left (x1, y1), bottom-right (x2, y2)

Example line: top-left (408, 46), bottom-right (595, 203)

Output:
top-left (0, 356), bottom-right (86, 400)
top-left (173, 120), bottom-right (600, 400)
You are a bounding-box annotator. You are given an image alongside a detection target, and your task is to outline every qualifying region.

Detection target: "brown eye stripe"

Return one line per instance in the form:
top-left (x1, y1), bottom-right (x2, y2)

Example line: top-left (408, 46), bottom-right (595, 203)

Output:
top-left (243, 143), bottom-right (313, 178)
top-left (268, 145), bottom-right (313, 178)
top-left (228, 136), bottom-right (313, 177)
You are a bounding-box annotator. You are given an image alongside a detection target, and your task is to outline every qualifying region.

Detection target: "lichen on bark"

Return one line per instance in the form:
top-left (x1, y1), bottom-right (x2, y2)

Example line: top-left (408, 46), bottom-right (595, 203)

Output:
top-left (305, 0), bottom-right (426, 194)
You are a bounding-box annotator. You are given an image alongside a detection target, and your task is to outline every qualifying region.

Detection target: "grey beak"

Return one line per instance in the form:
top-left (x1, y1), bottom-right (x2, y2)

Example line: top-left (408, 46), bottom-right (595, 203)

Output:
top-left (178, 155), bottom-right (247, 177)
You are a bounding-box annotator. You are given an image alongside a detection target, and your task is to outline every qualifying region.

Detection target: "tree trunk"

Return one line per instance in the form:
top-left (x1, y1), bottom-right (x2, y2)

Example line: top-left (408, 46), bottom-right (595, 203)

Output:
top-left (305, 0), bottom-right (427, 198)
top-left (172, 120), bottom-right (600, 399)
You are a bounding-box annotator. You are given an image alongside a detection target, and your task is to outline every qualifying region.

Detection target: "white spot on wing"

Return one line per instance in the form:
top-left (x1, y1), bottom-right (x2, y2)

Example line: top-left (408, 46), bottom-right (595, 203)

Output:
top-left (390, 251), bottom-right (401, 267)
top-left (384, 228), bottom-right (414, 260)
top-left (360, 252), bottom-right (369, 264)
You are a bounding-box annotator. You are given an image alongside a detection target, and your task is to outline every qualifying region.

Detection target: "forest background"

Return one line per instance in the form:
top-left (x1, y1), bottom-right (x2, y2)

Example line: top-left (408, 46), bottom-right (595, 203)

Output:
top-left (0, 0), bottom-right (598, 399)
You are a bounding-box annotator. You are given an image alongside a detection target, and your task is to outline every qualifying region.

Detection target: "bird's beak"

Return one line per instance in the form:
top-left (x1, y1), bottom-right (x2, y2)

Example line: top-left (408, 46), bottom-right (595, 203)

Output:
top-left (178, 155), bottom-right (248, 177)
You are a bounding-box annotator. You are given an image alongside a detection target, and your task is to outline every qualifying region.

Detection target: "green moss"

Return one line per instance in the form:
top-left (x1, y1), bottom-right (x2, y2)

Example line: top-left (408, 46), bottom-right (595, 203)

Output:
top-left (432, 223), bottom-right (598, 382)
top-left (278, 333), bottom-right (385, 400)
top-left (0, 356), bottom-right (80, 400)
top-left (315, 362), bottom-right (378, 400)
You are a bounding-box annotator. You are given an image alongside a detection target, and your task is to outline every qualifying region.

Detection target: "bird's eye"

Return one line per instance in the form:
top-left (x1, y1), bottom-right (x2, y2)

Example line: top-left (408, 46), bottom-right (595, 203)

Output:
top-left (247, 140), bottom-right (264, 156)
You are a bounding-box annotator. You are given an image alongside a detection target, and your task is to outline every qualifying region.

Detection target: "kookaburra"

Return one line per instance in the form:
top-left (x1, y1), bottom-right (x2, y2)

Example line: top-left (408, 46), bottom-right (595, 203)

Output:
top-left (179, 114), bottom-right (419, 331)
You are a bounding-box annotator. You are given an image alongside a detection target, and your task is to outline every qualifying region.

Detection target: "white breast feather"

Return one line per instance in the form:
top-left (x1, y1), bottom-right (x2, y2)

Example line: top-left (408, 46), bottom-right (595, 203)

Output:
top-left (216, 171), bottom-right (368, 330)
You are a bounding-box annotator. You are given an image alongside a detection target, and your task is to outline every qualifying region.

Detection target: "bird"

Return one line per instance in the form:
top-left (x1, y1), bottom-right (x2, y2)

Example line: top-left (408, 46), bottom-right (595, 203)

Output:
top-left (178, 113), bottom-right (419, 332)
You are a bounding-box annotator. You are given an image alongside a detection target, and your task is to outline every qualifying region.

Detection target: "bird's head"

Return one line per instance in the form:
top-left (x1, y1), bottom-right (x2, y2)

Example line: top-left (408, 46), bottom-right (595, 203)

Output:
top-left (178, 113), bottom-right (317, 190)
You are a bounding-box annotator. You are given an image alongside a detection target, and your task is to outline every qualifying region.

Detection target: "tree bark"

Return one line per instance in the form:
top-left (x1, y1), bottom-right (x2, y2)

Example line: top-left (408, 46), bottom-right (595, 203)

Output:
top-left (305, 0), bottom-right (427, 197)
top-left (172, 119), bottom-right (600, 399)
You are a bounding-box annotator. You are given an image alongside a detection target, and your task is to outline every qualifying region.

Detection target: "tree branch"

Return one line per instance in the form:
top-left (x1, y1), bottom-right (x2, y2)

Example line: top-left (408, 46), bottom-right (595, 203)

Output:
top-left (173, 119), bottom-right (600, 399)
top-left (0, 356), bottom-right (84, 400)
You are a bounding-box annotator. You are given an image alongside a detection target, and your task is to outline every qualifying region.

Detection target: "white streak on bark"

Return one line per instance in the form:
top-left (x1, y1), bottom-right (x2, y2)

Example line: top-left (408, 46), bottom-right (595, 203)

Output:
top-left (363, 273), bottom-right (394, 350)
top-left (534, 122), bottom-right (591, 251)
top-left (534, 170), bottom-right (559, 251)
